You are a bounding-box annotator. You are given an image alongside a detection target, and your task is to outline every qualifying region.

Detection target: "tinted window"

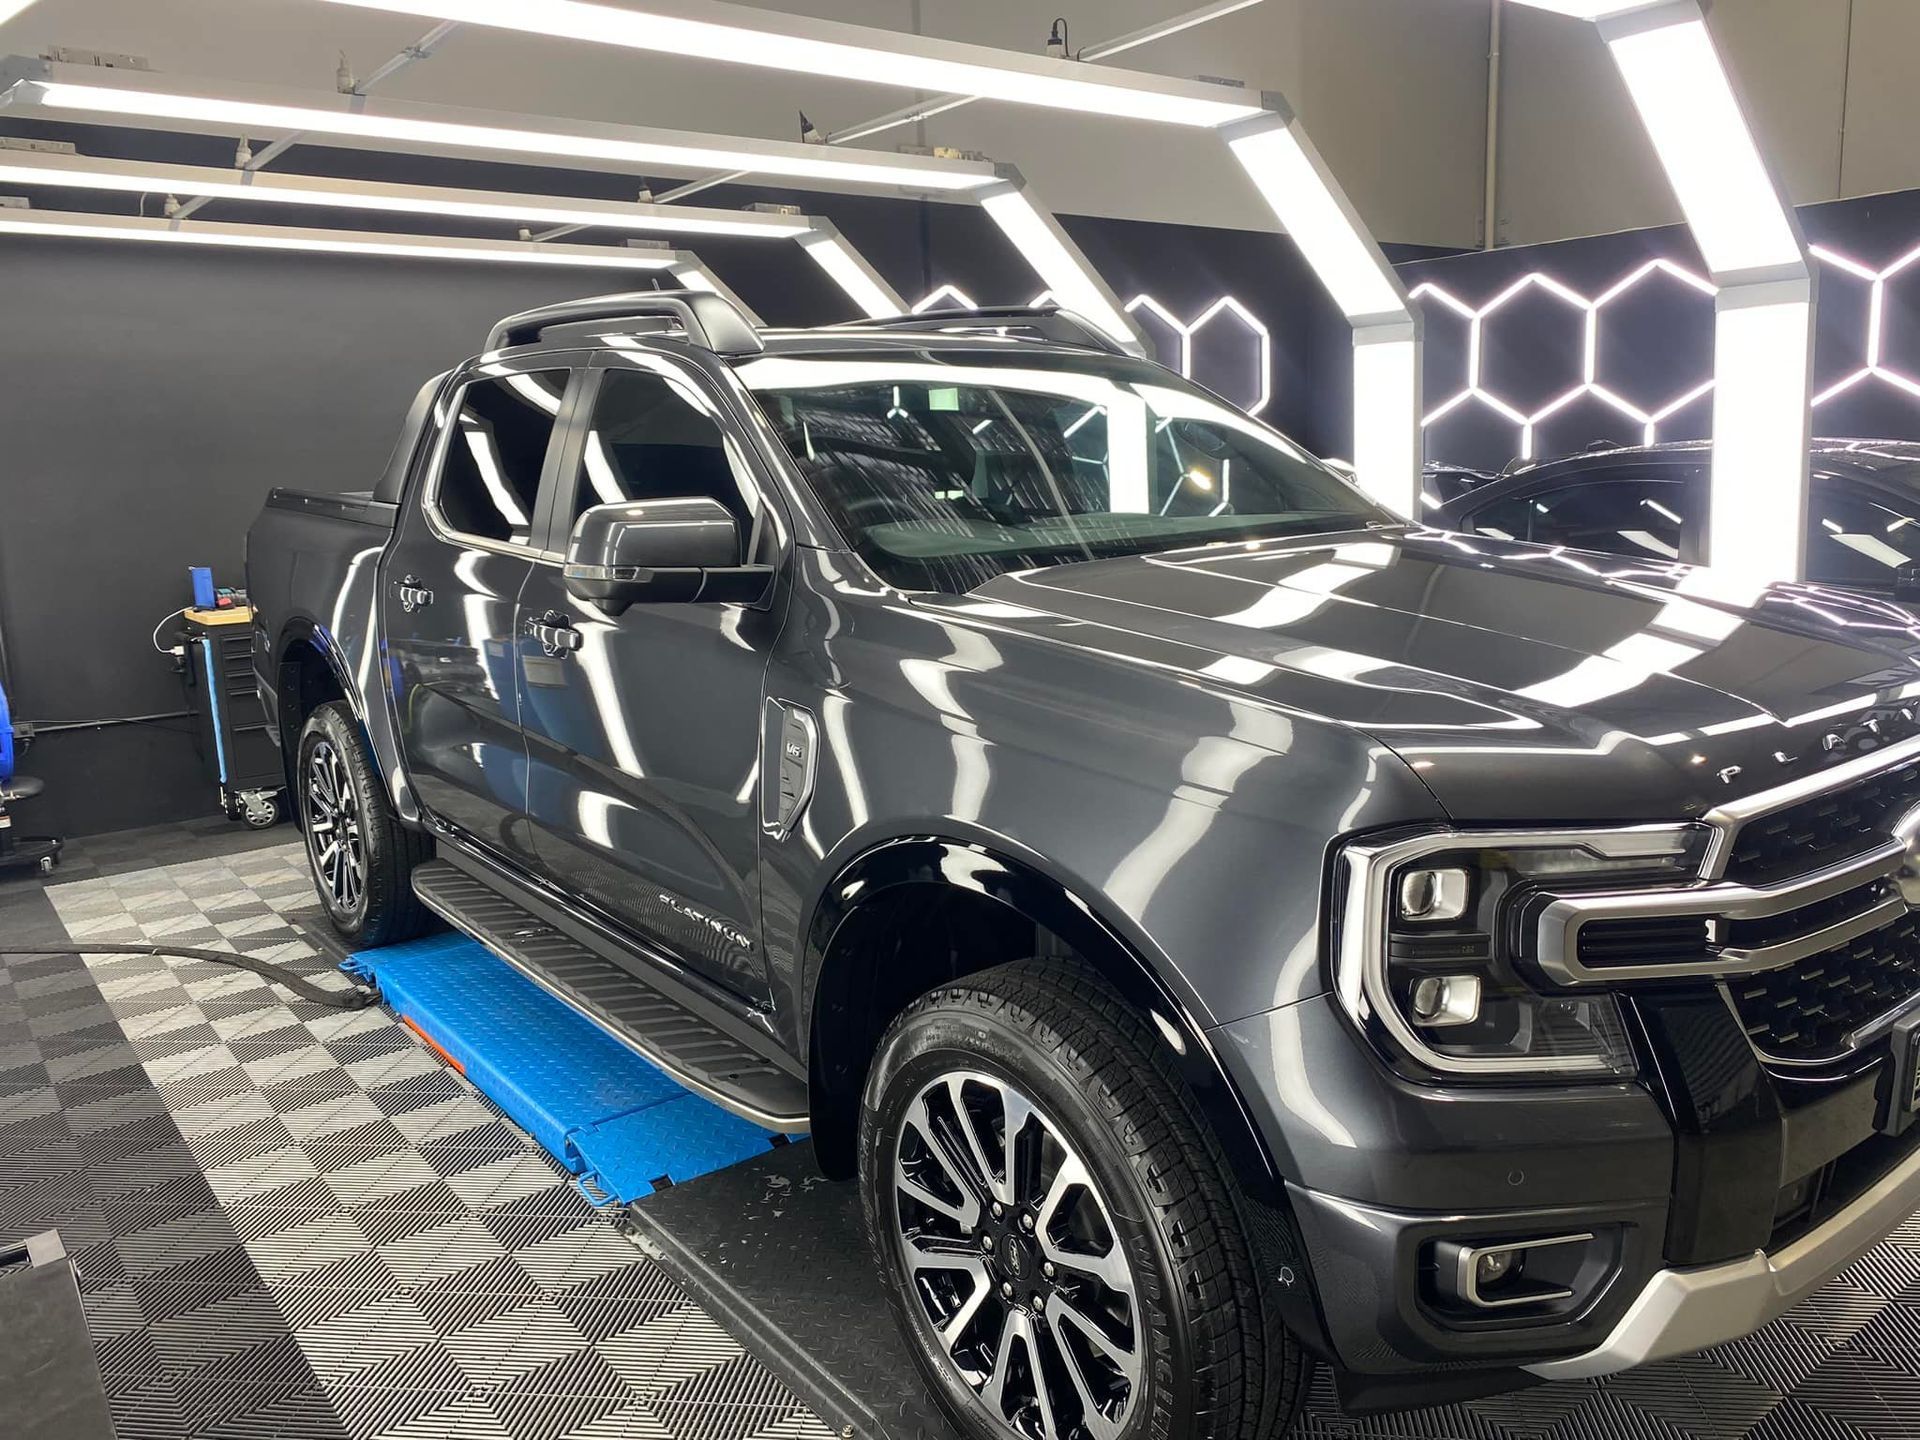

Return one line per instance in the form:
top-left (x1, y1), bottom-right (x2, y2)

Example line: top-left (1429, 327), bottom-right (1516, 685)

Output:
top-left (571, 366), bottom-right (766, 549)
top-left (1805, 476), bottom-right (1920, 587)
top-left (742, 357), bottom-right (1381, 594)
top-left (433, 370), bottom-right (567, 546)
top-left (1467, 473), bottom-right (1696, 563)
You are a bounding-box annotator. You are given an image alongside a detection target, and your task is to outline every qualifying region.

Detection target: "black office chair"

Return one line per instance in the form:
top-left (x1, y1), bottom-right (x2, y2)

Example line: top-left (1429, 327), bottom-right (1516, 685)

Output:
top-left (0, 679), bottom-right (61, 877)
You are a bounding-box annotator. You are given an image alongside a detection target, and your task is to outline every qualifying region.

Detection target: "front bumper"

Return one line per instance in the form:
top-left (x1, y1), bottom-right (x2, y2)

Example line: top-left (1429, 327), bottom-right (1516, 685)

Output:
top-left (1528, 1134), bottom-right (1920, 1378)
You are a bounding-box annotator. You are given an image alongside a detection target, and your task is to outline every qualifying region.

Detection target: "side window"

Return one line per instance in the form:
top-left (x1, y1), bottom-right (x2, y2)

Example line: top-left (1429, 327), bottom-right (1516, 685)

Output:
top-left (431, 369), bottom-right (568, 548)
top-left (1468, 474), bottom-right (1696, 562)
top-left (1804, 477), bottom-right (1920, 587)
top-left (572, 366), bottom-right (766, 553)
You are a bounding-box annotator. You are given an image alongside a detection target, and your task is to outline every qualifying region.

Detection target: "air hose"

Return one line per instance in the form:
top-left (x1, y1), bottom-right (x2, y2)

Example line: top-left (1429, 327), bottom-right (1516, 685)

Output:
top-left (0, 943), bottom-right (381, 1010)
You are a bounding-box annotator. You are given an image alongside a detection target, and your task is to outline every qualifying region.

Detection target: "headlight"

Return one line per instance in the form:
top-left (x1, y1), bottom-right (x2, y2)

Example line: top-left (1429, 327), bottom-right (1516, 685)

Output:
top-left (1334, 825), bottom-right (1711, 1080)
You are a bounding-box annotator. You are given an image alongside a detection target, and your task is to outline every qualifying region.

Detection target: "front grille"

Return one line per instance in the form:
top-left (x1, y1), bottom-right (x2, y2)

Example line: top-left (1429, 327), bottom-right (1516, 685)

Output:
top-left (1728, 910), bottom-right (1920, 1062)
top-left (1725, 756), bottom-right (1920, 885)
top-left (1577, 915), bottom-right (1710, 969)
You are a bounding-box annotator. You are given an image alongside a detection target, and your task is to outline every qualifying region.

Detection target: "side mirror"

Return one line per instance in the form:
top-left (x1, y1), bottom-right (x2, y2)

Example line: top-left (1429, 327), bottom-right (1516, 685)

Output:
top-left (563, 497), bottom-right (774, 614)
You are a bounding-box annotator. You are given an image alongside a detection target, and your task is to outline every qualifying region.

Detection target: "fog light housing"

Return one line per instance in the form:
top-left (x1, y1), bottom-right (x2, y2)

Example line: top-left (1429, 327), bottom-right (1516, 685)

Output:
top-left (1433, 1232), bottom-right (1596, 1311)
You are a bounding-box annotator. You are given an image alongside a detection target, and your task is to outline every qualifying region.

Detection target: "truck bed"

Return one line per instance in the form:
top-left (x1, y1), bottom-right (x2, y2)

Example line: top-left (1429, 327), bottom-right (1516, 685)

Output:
top-left (261, 487), bottom-right (398, 529)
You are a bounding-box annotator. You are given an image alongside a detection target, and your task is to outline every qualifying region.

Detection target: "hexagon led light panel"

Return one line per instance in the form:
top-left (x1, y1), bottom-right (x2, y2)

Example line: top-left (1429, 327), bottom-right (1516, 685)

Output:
top-left (1414, 243), bottom-right (1920, 467)
top-left (1810, 242), bottom-right (1920, 406)
top-left (912, 285), bottom-right (1273, 416)
top-left (1413, 259), bottom-right (1719, 461)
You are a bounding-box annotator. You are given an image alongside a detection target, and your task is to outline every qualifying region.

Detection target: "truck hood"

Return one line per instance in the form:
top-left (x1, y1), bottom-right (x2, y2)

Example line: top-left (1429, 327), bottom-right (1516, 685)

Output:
top-left (966, 527), bottom-right (1920, 823)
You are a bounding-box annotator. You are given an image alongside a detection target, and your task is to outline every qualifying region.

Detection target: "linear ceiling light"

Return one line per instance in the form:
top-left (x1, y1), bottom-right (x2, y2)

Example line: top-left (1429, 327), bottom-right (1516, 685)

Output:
top-left (0, 2), bottom-right (41, 26)
top-left (0, 61), bottom-right (1000, 193)
top-left (796, 223), bottom-right (904, 320)
top-left (1485, 0), bottom-right (1814, 585)
top-left (0, 150), bottom-right (816, 237)
top-left (0, 206), bottom-right (694, 269)
top-left (312, 0), bottom-right (1268, 129)
top-left (1223, 116), bottom-right (1406, 322)
top-left (1604, 11), bottom-right (1800, 275)
top-left (1220, 110), bottom-right (1420, 514)
top-left (977, 180), bottom-right (1143, 353)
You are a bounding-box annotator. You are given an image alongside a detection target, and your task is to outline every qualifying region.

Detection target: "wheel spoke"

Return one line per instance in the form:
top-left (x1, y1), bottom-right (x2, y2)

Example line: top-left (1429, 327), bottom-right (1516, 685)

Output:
top-left (931, 1256), bottom-right (992, 1349)
top-left (1024, 1312), bottom-right (1063, 1440)
top-left (1036, 1155), bottom-right (1131, 1292)
top-left (947, 1077), bottom-right (1011, 1207)
top-left (898, 1097), bottom-right (983, 1229)
top-left (1045, 1290), bottom-right (1141, 1386)
top-left (980, 1307), bottom-right (1021, 1422)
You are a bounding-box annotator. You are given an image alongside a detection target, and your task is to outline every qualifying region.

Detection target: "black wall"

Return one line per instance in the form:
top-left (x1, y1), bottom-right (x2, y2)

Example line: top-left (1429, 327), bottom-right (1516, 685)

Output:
top-left (19, 109), bottom-right (1918, 840)
top-left (0, 131), bottom-right (1351, 838)
top-left (1399, 188), bottom-right (1920, 472)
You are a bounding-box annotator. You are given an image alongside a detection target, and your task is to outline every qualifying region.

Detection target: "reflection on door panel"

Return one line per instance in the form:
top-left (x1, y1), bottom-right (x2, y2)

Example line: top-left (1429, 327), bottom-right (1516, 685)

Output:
top-left (388, 369), bottom-right (566, 857)
top-left (519, 361), bottom-right (785, 1002)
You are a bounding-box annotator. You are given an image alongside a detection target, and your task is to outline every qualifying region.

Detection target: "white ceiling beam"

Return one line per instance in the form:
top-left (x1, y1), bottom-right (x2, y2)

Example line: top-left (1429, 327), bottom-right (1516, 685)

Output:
top-left (0, 147), bottom-right (920, 320)
top-left (0, 206), bottom-right (703, 269)
top-left (0, 59), bottom-right (1001, 193)
top-left (297, 0), bottom-right (1419, 512)
top-left (0, 149), bottom-right (816, 236)
top-left (1494, 0), bottom-right (1815, 583)
top-left (309, 0), bottom-right (1269, 129)
top-left (0, 58), bottom-right (1134, 343)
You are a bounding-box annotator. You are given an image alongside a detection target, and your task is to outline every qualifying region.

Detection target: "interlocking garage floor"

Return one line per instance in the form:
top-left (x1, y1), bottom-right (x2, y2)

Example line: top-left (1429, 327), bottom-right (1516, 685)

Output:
top-left (1, 821), bottom-right (1917, 1440)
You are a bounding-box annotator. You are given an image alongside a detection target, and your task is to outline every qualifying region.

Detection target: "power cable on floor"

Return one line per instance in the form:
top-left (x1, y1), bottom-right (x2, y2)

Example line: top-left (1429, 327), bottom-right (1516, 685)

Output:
top-left (0, 944), bottom-right (380, 1010)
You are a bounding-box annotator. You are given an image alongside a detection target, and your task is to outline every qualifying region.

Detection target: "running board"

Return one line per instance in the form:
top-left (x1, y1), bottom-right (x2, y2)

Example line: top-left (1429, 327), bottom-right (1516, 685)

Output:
top-left (410, 860), bottom-right (809, 1132)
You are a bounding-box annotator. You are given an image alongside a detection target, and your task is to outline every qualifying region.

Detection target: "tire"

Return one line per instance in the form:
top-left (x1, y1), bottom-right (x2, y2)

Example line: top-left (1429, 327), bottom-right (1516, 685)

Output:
top-left (295, 701), bottom-right (434, 947)
top-left (859, 959), bottom-right (1308, 1440)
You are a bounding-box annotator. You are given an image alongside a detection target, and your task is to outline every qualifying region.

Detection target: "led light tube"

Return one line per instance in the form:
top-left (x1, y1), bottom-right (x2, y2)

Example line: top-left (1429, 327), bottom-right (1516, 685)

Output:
top-left (0, 150), bottom-right (816, 236)
top-left (1708, 290), bottom-right (1813, 581)
top-left (1604, 13), bottom-right (1801, 276)
top-left (312, 0), bottom-right (1268, 128)
top-left (4, 65), bottom-right (1000, 193)
top-left (798, 227), bottom-right (905, 319)
top-left (0, 206), bottom-right (692, 268)
top-left (977, 184), bottom-right (1142, 352)
top-left (1226, 119), bottom-right (1406, 321)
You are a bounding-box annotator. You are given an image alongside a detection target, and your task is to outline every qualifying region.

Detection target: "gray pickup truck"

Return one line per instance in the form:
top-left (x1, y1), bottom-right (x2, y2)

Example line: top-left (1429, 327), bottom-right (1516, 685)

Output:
top-left (248, 291), bottom-right (1920, 1439)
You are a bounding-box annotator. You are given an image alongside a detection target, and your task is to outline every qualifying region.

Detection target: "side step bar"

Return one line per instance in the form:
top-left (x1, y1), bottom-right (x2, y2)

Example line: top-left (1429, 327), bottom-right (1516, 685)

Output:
top-left (410, 860), bottom-right (809, 1132)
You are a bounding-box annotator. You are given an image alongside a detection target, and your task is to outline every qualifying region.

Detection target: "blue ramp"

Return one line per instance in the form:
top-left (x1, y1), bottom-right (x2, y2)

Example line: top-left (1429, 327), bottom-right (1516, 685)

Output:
top-left (343, 932), bottom-right (785, 1202)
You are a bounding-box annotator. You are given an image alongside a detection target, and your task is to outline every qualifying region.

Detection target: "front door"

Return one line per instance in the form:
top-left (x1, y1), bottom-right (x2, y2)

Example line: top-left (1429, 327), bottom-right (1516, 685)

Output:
top-left (383, 360), bottom-right (575, 863)
top-left (517, 354), bottom-right (788, 1004)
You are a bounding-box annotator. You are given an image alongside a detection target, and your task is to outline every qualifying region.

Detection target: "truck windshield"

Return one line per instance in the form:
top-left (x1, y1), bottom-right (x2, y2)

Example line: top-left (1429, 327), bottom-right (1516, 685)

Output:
top-left (740, 351), bottom-right (1388, 594)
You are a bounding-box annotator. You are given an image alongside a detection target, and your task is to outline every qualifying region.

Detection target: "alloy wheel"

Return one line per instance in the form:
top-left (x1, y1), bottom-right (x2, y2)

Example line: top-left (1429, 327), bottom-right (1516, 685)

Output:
top-left (891, 1071), bottom-right (1142, 1440)
top-left (303, 739), bottom-right (365, 914)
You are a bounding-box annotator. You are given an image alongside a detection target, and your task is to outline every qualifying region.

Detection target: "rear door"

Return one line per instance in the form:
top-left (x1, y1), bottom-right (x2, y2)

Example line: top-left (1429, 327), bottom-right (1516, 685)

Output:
top-left (382, 358), bottom-right (578, 863)
top-left (515, 351), bottom-right (790, 1004)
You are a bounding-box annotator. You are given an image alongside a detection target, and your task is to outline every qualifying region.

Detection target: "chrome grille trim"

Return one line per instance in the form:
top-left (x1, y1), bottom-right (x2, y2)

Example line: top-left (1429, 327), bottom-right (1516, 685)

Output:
top-left (1534, 839), bottom-right (1907, 984)
top-left (1700, 731), bottom-right (1920, 880)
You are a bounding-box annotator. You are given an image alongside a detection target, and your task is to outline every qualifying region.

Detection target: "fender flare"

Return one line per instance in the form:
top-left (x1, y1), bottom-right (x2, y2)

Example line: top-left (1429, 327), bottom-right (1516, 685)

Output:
top-left (803, 835), bottom-right (1286, 1203)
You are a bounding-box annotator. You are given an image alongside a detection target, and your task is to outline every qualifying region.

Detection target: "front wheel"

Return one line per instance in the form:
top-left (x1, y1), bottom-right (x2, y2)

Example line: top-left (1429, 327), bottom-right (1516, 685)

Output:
top-left (295, 702), bottom-right (433, 946)
top-left (859, 959), bottom-right (1307, 1440)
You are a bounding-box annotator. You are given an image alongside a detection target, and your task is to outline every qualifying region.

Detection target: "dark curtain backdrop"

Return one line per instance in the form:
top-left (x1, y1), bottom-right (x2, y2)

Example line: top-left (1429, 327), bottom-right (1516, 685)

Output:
top-left (0, 126), bottom-right (1350, 837)
top-left (8, 112), bottom-right (1920, 837)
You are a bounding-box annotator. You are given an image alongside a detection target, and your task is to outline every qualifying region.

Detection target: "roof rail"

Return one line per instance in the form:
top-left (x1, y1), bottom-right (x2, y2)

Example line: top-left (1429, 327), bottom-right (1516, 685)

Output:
top-left (486, 290), bottom-right (764, 356)
top-left (828, 306), bottom-right (1132, 356)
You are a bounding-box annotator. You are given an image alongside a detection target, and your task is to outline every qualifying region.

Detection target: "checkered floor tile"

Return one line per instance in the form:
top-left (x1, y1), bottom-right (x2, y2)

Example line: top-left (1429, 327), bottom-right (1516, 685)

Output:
top-left (4, 828), bottom-right (1918, 1438)
top-left (1, 840), bottom-right (832, 1440)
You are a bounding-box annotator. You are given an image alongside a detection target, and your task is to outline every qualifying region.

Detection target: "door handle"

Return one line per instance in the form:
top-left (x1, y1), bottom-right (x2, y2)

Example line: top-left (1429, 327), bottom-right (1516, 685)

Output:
top-left (525, 613), bottom-right (583, 657)
top-left (397, 576), bottom-right (435, 613)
